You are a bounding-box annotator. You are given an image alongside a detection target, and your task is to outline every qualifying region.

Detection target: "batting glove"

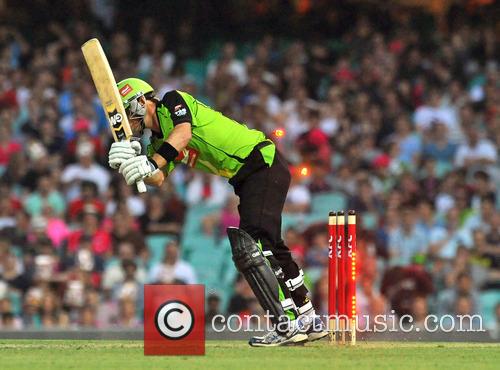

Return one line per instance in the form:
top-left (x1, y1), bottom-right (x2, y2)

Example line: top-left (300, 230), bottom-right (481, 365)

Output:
top-left (108, 140), bottom-right (142, 169)
top-left (119, 155), bottom-right (159, 185)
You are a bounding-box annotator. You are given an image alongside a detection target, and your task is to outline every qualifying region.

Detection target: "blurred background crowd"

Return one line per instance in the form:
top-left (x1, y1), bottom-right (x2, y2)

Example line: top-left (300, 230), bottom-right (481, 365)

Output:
top-left (0, 0), bottom-right (499, 337)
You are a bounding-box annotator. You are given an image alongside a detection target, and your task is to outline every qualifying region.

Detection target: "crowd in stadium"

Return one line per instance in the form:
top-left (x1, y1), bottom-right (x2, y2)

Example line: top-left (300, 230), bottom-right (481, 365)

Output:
top-left (0, 1), bottom-right (499, 335)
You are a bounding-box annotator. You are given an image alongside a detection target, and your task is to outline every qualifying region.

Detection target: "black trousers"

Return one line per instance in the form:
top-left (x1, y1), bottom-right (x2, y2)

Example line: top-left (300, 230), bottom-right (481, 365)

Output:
top-left (230, 145), bottom-right (309, 307)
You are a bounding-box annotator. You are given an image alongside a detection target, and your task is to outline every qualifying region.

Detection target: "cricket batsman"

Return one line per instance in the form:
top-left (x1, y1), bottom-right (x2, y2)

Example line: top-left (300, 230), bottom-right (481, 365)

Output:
top-left (107, 78), bottom-right (328, 346)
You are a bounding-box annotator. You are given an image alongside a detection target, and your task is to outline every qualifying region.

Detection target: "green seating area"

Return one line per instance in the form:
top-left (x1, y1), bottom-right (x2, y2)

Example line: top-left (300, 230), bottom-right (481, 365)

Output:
top-left (310, 192), bottom-right (347, 216)
top-left (479, 291), bottom-right (500, 327)
top-left (145, 234), bottom-right (176, 266)
top-left (182, 232), bottom-right (236, 310)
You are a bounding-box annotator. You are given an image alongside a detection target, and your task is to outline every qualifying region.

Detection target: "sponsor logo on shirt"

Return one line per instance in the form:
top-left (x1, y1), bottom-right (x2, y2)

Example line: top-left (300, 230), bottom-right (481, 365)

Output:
top-left (174, 104), bottom-right (187, 117)
top-left (119, 84), bottom-right (132, 97)
top-left (176, 147), bottom-right (198, 167)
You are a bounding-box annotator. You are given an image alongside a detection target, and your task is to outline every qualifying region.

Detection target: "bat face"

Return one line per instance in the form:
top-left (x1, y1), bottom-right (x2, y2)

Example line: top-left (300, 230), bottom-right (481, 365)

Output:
top-left (81, 38), bottom-right (133, 142)
top-left (108, 108), bottom-right (127, 141)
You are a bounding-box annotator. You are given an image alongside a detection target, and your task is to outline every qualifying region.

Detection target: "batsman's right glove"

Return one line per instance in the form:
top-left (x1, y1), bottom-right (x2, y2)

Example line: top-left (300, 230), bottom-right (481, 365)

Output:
top-left (119, 155), bottom-right (160, 185)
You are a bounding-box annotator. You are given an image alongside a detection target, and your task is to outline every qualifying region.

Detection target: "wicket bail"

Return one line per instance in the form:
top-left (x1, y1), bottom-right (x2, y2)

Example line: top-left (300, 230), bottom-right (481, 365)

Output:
top-left (328, 210), bottom-right (357, 345)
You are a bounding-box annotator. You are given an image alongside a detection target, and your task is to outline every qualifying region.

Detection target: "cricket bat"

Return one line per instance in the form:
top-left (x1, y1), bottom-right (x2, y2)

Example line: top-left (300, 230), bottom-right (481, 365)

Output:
top-left (81, 38), bottom-right (147, 193)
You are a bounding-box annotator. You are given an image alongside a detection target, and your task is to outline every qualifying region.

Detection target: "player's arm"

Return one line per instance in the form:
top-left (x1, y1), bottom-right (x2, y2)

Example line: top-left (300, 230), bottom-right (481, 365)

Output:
top-left (143, 168), bottom-right (165, 186)
top-left (151, 122), bottom-right (192, 169)
top-left (145, 122), bottom-right (192, 187)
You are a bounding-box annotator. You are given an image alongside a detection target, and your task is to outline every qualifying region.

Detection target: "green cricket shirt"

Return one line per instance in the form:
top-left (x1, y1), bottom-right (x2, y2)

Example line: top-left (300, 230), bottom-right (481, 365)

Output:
top-left (147, 90), bottom-right (275, 178)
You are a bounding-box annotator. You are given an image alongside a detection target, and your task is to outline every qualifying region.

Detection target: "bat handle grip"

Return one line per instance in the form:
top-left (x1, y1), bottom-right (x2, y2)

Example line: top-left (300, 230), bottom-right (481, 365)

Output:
top-left (136, 180), bottom-right (147, 193)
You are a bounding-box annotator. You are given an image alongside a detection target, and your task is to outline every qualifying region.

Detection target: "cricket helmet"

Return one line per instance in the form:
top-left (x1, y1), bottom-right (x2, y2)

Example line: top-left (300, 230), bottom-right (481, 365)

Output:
top-left (116, 78), bottom-right (155, 120)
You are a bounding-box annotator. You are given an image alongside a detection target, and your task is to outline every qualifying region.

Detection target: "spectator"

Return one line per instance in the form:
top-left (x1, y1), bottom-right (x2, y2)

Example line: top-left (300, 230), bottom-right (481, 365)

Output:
top-left (349, 179), bottom-right (383, 215)
top-left (137, 33), bottom-right (176, 81)
top-left (110, 210), bottom-right (145, 255)
top-left (115, 260), bottom-right (142, 303)
top-left (149, 241), bottom-right (196, 284)
top-left (67, 209), bottom-right (111, 256)
top-left (330, 164), bottom-right (357, 196)
top-left (413, 89), bottom-right (458, 137)
top-left (0, 298), bottom-right (22, 329)
top-left (428, 207), bottom-right (473, 260)
top-left (436, 272), bottom-right (480, 316)
top-left (410, 295), bottom-right (429, 329)
top-left (415, 199), bottom-right (440, 236)
top-left (185, 173), bottom-right (231, 207)
top-left (470, 170), bottom-right (496, 210)
top-left (207, 42), bottom-right (247, 88)
top-left (463, 195), bottom-right (496, 234)
top-left (308, 161), bottom-right (332, 194)
top-left (139, 193), bottom-right (182, 236)
top-left (105, 179), bottom-right (146, 218)
top-left (24, 174), bottom-right (66, 217)
top-left (227, 275), bottom-right (257, 316)
top-left (296, 108), bottom-right (331, 165)
top-left (388, 207), bottom-right (428, 266)
top-left (102, 242), bottom-right (147, 292)
top-left (206, 292), bottom-right (222, 324)
top-left (202, 195), bottom-right (240, 237)
top-left (1, 246), bottom-right (27, 292)
top-left (454, 124), bottom-right (497, 168)
top-left (0, 196), bottom-right (17, 231)
top-left (356, 276), bottom-right (389, 330)
top-left (61, 139), bottom-right (110, 200)
top-left (118, 298), bottom-right (140, 328)
top-left (68, 181), bottom-right (105, 221)
top-left (283, 170), bottom-right (311, 214)
top-left (304, 230), bottom-right (329, 270)
top-left (390, 115), bottom-right (422, 168)
top-left (0, 123), bottom-right (21, 176)
top-left (422, 122), bottom-right (457, 166)
top-left (80, 305), bottom-right (97, 328)
top-left (285, 227), bottom-right (307, 264)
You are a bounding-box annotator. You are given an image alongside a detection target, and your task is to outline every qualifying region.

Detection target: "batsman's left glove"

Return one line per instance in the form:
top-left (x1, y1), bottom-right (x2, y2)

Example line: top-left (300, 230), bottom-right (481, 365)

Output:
top-left (119, 155), bottom-right (159, 185)
top-left (108, 140), bottom-right (142, 169)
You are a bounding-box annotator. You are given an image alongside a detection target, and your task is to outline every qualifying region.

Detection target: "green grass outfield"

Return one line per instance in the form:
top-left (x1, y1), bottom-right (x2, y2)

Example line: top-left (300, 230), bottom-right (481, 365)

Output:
top-left (0, 340), bottom-right (499, 370)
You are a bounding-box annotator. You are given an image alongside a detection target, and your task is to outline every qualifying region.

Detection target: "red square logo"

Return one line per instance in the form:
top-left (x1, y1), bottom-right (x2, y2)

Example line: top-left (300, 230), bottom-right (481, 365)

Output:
top-left (144, 285), bottom-right (205, 356)
top-left (119, 84), bottom-right (132, 97)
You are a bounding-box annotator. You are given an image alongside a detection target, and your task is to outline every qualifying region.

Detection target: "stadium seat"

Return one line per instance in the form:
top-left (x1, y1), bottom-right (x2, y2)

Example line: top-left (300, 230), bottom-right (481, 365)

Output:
top-left (180, 233), bottom-right (237, 311)
top-left (184, 59), bottom-right (208, 88)
top-left (479, 291), bottom-right (500, 327)
top-left (10, 246), bottom-right (22, 258)
top-left (435, 161), bottom-right (453, 178)
top-left (182, 204), bottom-right (223, 236)
top-left (311, 192), bottom-right (347, 216)
top-left (282, 214), bottom-right (301, 231)
top-left (210, 238), bottom-right (238, 310)
top-left (182, 234), bottom-right (220, 280)
top-left (303, 212), bottom-right (328, 227)
top-left (145, 234), bottom-right (176, 266)
top-left (8, 290), bottom-right (22, 316)
top-left (361, 211), bottom-right (379, 230)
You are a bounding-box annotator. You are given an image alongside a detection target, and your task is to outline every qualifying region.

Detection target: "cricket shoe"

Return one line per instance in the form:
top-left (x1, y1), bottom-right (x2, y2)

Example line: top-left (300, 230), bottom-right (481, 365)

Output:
top-left (302, 315), bottom-right (329, 342)
top-left (248, 327), bottom-right (308, 347)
